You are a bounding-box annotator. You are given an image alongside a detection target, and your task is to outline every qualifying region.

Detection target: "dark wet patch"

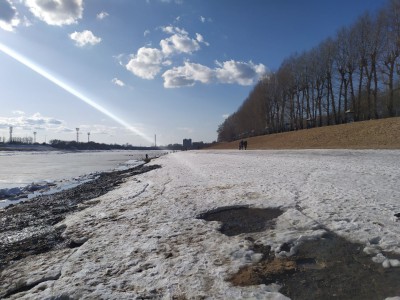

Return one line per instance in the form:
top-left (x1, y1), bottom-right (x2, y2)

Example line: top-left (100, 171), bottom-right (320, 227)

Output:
top-left (197, 206), bottom-right (283, 236)
top-left (67, 237), bottom-right (88, 249)
top-left (230, 232), bottom-right (400, 300)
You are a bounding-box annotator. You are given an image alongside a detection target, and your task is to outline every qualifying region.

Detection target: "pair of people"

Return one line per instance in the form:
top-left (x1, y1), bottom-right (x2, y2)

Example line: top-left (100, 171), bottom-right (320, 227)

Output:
top-left (239, 140), bottom-right (247, 150)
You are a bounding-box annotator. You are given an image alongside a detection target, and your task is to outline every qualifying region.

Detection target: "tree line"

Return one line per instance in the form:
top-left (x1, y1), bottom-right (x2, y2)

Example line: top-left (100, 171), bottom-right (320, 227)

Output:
top-left (217, 0), bottom-right (400, 142)
top-left (49, 140), bottom-right (160, 151)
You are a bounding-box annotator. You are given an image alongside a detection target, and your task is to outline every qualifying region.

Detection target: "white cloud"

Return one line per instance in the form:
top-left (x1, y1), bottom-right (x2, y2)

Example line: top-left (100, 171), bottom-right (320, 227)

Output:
top-left (160, 26), bottom-right (203, 56)
top-left (222, 114), bottom-right (230, 119)
top-left (69, 30), bottom-right (102, 47)
top-left (0, 112), bottom-right (66, 131)
top-left (96, 11), bottom-right (108, 20)
top-left (0, 0), bottom-right (20, 31)
top-left (25, 0), bottom-right (83, 26)
top-left (215, 60), bottom-right (267, 85)
top-left (162, 61), bottom-right (214, 88)
top-left (162, 60), bottom-right (267, 88)
top-left (111, 78), bottom-right (125, 87)
top-left (126, 47), bottom-right (164, 79)
top-left (125, 24), bottom-right (264, 88)
top-left (143, 29), bottom-right (150, 36)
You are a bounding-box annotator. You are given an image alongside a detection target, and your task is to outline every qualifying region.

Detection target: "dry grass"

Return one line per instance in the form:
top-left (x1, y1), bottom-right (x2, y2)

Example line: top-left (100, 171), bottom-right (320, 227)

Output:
top-left (208, 117), bottom-right (400, 150)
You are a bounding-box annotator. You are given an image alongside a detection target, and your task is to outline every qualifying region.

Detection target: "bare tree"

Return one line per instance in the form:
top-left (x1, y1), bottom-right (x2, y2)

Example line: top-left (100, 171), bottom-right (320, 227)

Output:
top-left (380, 0), bottom-right (400, 117)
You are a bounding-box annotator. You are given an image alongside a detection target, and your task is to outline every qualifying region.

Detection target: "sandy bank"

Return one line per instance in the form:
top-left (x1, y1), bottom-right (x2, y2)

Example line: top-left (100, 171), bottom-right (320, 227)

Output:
top-left (209, 117), bottom-right (400, 150)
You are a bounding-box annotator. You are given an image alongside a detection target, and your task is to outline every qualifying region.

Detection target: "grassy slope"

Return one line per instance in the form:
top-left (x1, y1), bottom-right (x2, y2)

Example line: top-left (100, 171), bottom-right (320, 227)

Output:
top-left (208, 117), bottom-right (400, 150)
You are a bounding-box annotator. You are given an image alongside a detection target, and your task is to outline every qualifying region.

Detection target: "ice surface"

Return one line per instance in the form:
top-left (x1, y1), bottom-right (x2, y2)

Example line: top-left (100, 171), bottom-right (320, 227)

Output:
top-left (2, 149), bottom-right (400, 299)
top-left (0, 150), bottom-right (166, 208)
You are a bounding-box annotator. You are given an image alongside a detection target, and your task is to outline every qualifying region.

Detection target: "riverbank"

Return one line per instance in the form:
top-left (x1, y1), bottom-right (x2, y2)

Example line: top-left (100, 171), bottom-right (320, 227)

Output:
top-left (209, 117), bottom-right (400, 150)
top-left (1, 150), bottom-right (399, 299)
top-left (0, 164), bottom-right (160, 279)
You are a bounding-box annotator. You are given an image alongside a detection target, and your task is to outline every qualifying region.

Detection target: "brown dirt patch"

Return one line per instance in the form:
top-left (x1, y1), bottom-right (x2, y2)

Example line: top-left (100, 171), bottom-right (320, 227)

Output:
top-left (209, 117), bottom-right (400, 150)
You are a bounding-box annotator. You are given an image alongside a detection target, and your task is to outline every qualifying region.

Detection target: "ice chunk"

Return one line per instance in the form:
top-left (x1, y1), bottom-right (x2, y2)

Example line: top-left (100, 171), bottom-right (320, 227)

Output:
top-left (363, 246), bottom-right (380, 255)
top-left (382, 259), bottom-right (391, 268)
top-left (372, 253), bottom-right (386, 264)
top-left (389, 259), bottom-right (400, 267)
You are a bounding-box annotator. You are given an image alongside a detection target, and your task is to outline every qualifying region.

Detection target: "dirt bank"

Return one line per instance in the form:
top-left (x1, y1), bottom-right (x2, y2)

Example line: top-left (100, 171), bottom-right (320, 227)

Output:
top-left (209, 117), bottom-right (400, 150)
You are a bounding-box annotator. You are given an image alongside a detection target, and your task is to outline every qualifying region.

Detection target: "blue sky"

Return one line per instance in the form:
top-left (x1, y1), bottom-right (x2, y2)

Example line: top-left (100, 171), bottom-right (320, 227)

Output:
top-left (0, 0), bottom-right (387, 146)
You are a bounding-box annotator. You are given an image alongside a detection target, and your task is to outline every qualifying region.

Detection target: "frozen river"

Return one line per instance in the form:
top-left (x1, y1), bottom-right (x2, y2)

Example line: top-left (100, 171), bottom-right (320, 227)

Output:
top-left (0, 150), bottom-right (167, 207)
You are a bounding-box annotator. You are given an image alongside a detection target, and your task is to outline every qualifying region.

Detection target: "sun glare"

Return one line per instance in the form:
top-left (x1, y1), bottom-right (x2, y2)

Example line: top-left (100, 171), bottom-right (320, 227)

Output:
top-left (0, 42), bottom-right (153, 144)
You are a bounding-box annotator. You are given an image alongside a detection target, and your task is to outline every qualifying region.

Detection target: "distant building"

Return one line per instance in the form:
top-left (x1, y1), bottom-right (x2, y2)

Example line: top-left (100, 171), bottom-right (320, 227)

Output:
top-left (192, 141), bottom-right (204, 149)
top-left (183, 138), bottom-right (192, 149)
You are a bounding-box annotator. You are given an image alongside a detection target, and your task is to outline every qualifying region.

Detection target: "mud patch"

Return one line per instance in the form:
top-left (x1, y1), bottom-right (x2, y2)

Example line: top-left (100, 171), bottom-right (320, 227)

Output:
top-left (230, 232), bottom-right (400, 300)
top-left (197, 206), bottom-right (283, 236)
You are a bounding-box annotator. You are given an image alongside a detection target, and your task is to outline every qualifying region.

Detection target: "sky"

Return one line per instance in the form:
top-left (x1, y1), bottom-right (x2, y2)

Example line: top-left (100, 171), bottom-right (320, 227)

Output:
top-left (0, 0), bottom-right (388, 146)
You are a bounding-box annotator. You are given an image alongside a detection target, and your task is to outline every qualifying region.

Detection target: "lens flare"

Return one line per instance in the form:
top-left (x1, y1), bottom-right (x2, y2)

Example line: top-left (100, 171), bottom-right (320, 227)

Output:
top-left (0, 42), bottom-right (153, 144)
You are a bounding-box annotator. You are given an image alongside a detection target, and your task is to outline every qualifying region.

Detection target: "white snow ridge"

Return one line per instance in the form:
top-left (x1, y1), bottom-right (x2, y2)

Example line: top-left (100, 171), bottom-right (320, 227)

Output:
top-left (1, 150), bottom-right (400, 299)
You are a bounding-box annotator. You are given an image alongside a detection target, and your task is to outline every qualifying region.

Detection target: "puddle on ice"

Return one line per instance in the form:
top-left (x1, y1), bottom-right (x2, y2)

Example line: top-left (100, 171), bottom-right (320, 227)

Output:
top-left (197, 206), bottom-right (283, 236)
top-left (230, 232), bottom-right (400, 300)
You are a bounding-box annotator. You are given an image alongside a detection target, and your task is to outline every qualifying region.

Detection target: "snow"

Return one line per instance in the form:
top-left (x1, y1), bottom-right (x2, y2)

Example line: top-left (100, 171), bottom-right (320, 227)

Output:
top-left (2, 149), bottom-right (400, 299)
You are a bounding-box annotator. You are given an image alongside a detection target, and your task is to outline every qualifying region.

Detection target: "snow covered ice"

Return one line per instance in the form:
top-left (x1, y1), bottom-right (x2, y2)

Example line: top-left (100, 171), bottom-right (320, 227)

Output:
top-left (1, 149), bottom-right (400, 299)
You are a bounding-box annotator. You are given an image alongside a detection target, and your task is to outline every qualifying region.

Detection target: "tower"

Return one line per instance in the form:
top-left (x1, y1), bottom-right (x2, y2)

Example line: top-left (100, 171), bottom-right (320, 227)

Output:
top-left (87, 132), bottom-right (90, 143)
top-left (76, 128), bottom-right (79, 143)
top-left (33, 131), bottom-right (37, 144)
top-left (9, 126), bottom-right (13, 143)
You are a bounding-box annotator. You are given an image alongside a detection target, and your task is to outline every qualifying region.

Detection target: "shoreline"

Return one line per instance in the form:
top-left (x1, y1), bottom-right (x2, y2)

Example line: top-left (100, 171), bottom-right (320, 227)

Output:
top-left (0, 163), bottom-right (160, 274)
top-left (0, 150), bottom-right (165, 206)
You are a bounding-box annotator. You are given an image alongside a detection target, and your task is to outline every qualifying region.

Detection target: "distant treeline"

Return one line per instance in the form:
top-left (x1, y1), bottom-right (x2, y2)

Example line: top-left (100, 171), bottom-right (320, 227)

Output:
top-left (49, 140), bottom-right (161, 151)
top-left (217, 0), bottom-right (400, 142)
top-left (49, 140), bottom-right (215, 151)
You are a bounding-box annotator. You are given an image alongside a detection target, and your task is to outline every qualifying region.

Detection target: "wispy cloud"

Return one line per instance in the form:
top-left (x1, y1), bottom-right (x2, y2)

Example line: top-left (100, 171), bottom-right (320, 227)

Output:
top-left (160, 0), bottom-right (183, 4)
top-left (96, 11), bottom-right (109, 20)
top-left (199, 15), bottom-right (212, 23)
top-left (111, 78), bottom-right (125, 87)
top-left (178, 127), bottom-right (194, 134)
top-left (69, 30), bottom-right (102, 47)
